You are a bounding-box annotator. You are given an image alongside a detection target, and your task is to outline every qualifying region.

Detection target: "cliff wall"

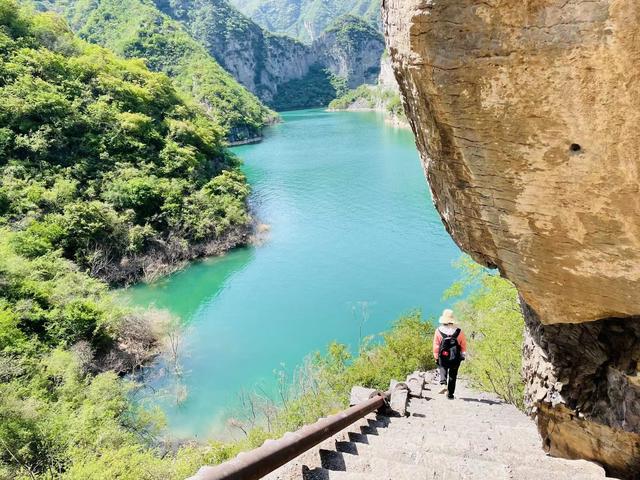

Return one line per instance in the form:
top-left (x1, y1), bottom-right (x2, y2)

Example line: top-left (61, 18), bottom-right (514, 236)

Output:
top-left (157, 0), bottom-right (384, 108)
top-left (383, 0), bottom-right (640, 477)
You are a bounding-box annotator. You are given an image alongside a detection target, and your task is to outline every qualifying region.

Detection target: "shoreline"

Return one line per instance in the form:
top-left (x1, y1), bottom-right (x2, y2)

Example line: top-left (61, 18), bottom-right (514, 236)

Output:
top-left (227, 136), bottom-right (263, 147)
top-left (327, 106), bottom-right (410, 129)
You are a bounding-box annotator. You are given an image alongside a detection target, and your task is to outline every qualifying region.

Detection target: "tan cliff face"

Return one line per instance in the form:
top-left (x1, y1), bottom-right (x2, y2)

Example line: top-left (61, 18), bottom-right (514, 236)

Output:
top-left (383, 0), bottom-right (640, 325)
top-left (382, 0), bottom-right (640, 477)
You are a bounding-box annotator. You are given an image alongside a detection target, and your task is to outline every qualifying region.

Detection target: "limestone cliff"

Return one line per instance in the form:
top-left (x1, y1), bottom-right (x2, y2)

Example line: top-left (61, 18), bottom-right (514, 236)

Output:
top-left (156, 0), bottom-right (383, 108)
top-left (314, 15), bottom-right (385, 89)
top-left (383, 0), bottom-right (640, 477)
top-left (37, 0), bottom-right (276, 143)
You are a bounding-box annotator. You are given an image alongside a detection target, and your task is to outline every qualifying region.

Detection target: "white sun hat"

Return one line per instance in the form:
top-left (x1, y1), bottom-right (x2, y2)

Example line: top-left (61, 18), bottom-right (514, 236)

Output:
top-left (439, 309), bottom-right (456, 325)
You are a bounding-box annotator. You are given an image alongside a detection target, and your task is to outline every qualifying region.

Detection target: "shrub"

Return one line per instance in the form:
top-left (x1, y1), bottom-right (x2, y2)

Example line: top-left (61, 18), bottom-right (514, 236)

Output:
top-left (444, 256), bottom-right (525, 409)
top-left (0, 0), bottom-right (252, 282)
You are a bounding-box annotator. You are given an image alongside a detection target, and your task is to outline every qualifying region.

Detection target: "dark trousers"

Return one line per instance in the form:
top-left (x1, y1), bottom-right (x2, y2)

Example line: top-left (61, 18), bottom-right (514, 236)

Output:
top-left (438, 361), bottom-right (460, 396)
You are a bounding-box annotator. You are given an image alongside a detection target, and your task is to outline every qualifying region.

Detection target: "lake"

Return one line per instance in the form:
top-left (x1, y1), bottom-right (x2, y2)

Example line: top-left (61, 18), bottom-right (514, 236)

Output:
top-left (124, 109), bottom-right (461, 439)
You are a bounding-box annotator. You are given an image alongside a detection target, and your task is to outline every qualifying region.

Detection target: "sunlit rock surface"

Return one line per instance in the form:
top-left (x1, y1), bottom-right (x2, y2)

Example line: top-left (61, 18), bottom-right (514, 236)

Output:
top-left (383, 0), bottom-right (640, 477)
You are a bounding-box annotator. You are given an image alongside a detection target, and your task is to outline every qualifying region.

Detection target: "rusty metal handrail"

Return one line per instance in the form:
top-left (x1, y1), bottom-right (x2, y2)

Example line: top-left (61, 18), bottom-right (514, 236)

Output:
top-left (190, 391), bottom-right (389, 480)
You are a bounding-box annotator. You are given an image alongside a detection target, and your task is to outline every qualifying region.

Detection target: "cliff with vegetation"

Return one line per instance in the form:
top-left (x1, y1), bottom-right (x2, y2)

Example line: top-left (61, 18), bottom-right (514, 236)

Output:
top-left (36, 0), bottom-right (275, 143)
top-left (314, 15), bottom-right (384, 89)
top-left (229, 0), bottom-right (380, 43)
top-left (152, 0), bottom-right (384, 109)
top-left (0, 2), bottom-right (258, 478)
top-left (39, 0), bottom-right (384, 112)
top-left (383, 0), bottom-right (640, 477)
top-left (329, 54), bottom-right (407, 128)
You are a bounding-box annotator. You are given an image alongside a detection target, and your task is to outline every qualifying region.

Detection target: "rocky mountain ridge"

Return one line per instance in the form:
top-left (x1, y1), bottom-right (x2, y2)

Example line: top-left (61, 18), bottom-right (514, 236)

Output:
top-left (156, 0), bottom-right (385, 109)
top-left (229, 0), bottom-right (380, 43)
top-left (328, 54), bottom-right (408, 128)
top-left (39, 0), bottom-right (384, 114)
top-left (36, 0), bottom-right (275, 143)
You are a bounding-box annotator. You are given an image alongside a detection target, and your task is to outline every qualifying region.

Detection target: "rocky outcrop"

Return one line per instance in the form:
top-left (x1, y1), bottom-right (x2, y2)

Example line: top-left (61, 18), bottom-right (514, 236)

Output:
top-left (37, 0), bottom-right (276, 143)
top-left (154, 0), bottom-right (312, 103)
top-left (383, 0), bottom-right (640, 477)
top-left (313, 15), bottom-right (385, 89)
top-left (377, 53), bottom-right (397, 89)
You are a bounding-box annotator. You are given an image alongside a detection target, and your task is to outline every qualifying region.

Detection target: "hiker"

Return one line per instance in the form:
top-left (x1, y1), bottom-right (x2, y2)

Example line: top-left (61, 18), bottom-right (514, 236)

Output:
top-left (433, 309), bottom-right (467, 399)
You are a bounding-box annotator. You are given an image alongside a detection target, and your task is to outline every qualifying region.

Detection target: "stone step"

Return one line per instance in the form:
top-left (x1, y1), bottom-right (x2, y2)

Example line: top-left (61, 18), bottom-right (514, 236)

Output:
top-left (266, 377), bottom-right (609, 480)
top-left (403, 416), bottom-right (532, 428)
top-left (398, 415), bottom-right (538, 431)
top-left (317, 449), bottom-right (430, 477)
top-left (362, 432), bottom-right (545, 457)
top-left (318, 448), bottom-right (540, 480)
top-left (400, 402), bottom-right (529, 418)
top-left (406, 404), bottom-right (530, 422)
top-left (302, 467), bottom-right (406, 480)
top-left (333, 439), bottom-right (607, 478)
top-left (262, 414), bottom-right (393, 480)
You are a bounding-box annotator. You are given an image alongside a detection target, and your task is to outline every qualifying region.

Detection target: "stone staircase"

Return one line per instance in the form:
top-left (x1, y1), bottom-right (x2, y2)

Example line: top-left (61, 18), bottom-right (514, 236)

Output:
top-left (263, 377), bottom-right (614, 480)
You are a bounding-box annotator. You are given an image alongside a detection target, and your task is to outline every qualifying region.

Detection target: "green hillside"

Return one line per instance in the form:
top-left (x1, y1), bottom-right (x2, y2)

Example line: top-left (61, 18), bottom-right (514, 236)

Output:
top-left (36, 0), bottom-right (276, 142)
top-left (0, 0), bottom-right (251, 286)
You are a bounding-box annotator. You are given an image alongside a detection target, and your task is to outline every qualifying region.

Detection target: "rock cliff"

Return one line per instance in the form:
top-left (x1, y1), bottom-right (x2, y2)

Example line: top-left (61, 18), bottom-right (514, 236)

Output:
top-left (313, 16), bottom-right (385, 89)
top-left (156, 0), bottom-right (384, 108)
top-left (383, 0), bottom-right (640, 477)
top-left (155, 0), bottom-right (314, 103)
top-left (37, 0), bottom-right (275, 143)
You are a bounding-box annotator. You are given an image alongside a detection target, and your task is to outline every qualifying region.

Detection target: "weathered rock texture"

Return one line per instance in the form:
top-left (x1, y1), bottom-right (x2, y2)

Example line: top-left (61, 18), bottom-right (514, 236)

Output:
top-left (383, 0), bottom-right (640, 477)
top-left (314, 16), bottom-right (385, 89)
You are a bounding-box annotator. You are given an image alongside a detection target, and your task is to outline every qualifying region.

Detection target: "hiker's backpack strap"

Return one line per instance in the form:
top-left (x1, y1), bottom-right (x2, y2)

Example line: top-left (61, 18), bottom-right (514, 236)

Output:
top-left (452, 328), bottom-right (461, 339)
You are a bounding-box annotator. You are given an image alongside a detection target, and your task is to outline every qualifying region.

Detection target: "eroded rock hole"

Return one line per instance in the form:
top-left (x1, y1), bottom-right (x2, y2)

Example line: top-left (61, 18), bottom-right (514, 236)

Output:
top-left (570, 143), bottom-right (581, 152)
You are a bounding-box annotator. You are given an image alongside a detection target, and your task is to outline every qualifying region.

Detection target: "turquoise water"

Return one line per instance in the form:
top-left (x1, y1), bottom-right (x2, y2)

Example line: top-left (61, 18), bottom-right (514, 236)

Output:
top-left (124, 109), bottom-right (461, 439)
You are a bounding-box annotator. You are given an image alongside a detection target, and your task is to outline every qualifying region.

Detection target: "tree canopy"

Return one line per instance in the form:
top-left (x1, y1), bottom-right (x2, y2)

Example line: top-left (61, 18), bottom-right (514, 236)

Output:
top-left (0, 0), bottom-right (251, 284)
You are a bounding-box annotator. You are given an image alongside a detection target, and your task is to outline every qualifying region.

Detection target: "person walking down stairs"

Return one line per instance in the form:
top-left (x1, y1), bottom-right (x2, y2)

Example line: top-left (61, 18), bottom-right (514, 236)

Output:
top-left (433, 309), bottom-right (467, 399)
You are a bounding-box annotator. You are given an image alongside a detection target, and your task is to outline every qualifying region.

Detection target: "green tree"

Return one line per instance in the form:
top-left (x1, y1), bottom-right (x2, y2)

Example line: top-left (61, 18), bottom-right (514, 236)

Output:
top-left (444, 256), bottom-right (525, 409)
top-left (0, 0), bottom-right (252, 284)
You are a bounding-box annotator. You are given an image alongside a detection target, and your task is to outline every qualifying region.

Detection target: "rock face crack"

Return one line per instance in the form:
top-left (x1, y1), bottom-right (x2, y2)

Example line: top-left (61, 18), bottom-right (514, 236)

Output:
top-left (383, 0), bottom-right (640, 477)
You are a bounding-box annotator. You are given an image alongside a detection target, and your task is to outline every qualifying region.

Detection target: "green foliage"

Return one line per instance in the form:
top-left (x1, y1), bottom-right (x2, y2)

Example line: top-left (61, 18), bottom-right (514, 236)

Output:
top-left (0, 349), bottom-right (164, 480)
top-left (37, 0), bottom-right (276, 142)
top-left (445, 256), bottom-right (525, 409)
top-left (315, 312), bottom-right (435, 394)
top-left (0, 1), bottom-right (251, 283)
top-left (0, 8), bottom-right (256, 473)
top-left (0, 231), bottom-right (119, 350)
top-left (329, 84), bottom-right (406, 120)
top-left (324, 14), bottom-right (382, 51)
top-left (264, 312), bottom-right (436, 435)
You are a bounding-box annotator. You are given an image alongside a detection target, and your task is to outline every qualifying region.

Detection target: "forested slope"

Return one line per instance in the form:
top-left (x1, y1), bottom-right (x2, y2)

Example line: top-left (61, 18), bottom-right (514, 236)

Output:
top-left (1, 0), bottom-right (251, 286)
top-left (154, 0), bottom-right (384, 109)
top-left (0, 2), bottom-right (254, 477)
top-left (37, 0), bottom-right (276, 142)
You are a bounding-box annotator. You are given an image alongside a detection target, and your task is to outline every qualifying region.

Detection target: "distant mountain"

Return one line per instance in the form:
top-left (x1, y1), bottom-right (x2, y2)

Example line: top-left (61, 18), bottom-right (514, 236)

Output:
top-left (39, 0), bottom-right (384, 111)
top-left (154, 0), bottom-right (384, 109)
top-left (228, 0), bottom-right (380, 43)
top-left (36, 0), bottom-right (275, 143)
